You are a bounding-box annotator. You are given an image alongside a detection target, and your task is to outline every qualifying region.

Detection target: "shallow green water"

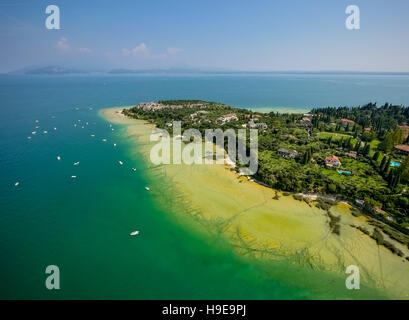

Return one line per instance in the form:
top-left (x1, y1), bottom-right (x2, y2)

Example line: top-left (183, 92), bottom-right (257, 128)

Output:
top-left (1, 74), bottom-right (406, 299)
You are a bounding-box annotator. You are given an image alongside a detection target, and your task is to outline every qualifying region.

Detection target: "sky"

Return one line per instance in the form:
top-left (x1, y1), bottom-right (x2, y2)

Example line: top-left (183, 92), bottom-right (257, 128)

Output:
top-left (0, 0), bottom-right (409, 73)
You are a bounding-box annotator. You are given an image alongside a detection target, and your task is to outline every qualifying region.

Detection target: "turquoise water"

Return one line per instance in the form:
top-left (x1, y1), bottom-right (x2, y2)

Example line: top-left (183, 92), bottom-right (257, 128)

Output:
top-left (1, 73), bottom-right (408, 299)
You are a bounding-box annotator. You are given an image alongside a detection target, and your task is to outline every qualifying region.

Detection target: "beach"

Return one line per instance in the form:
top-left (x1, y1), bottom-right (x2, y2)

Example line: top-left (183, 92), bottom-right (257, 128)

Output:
top-left (102, 106), bottom-right (409, 299)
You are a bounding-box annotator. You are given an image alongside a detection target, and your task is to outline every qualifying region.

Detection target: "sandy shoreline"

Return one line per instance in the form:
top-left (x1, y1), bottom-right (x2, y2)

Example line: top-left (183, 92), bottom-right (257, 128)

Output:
top-left (101, 106), bottom-right (409, 299)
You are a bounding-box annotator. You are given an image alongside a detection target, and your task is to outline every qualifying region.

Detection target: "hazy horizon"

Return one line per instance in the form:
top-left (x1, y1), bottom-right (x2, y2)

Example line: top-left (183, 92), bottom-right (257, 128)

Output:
top-left (1, 0), bottom-right (409, 73)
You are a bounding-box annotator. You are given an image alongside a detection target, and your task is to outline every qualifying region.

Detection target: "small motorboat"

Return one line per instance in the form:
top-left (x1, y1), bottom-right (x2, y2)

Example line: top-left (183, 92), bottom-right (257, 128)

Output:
top-left (53, 127), bottom-right (57, 130)
top-left (27, 136), bottom-right (32, 139)
top-left (102, 138), bottom-right (107, 142)
top-left (71, 175), bottom-right (77, 179)
top-left (91, 134), bottom-right (95, 137)
top-left (131, 168), bottom-right (136, 172)
top-left (43, 130), bottom-right (48, 134)
top-left (73, 161), bottom-right (80, 166)
top-left (119, 161), bottom-right (124, 165)
top-left (31, 131), bottom-right (36, 135)
top-left (113, 143), bottom-right (117, 147)
top-left (57, 156), bottom-right (61, 161)
top-left (145, 187), bottom-right (150, 191)
top-left (130, 230), bottom-right (140, 236)
top-left (14, 182), bottom-right (20, 186)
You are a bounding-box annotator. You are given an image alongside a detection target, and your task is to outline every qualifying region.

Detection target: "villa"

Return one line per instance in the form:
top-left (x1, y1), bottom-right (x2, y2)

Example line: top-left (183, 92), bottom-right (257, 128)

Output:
top-left (300, 117), bottom-right (312, 125)
top-left (325, 155), bottom-right (341, 167)
top-left (217, 113), bottom-right (238, 123)
top-left (255, 123), bottom-right (268, 130)
top-left (340, 119), bottom-right (355, 126)
top-left (277, 148), bottom-right (298, 159)
top-left (394, 144), bottom-right (409, 154)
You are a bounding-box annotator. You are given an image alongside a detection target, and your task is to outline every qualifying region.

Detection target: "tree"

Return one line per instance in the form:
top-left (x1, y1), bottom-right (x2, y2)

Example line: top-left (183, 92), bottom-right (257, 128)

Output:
top-left (373, 151), bottom-right (380, 162)
top-left (379, 128), bottom-right (406, 152)
top-left (380, 155), bottom-right (388, 170)
top-left (362, 143), bottom-right (371, 156)
top-left (401, 155), bottom-right (409, 182)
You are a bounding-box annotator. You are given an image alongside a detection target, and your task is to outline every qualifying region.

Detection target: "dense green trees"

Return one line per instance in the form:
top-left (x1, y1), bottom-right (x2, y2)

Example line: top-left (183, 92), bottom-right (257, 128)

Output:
top-left (379, 128), bottom-right (406, 152)
top-left (126, 100), bottom-right (409, 227)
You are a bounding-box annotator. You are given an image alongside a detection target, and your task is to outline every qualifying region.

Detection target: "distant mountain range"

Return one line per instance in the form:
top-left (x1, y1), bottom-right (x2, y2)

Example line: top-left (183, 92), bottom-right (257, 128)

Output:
top-left (7, 66), bottom-right (409, 76)
top-left (9, 66), bottom-right (90, 75)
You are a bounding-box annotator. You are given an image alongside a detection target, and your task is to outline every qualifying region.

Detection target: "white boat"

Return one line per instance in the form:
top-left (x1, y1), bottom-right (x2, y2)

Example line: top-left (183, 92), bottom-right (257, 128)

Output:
top-left (57, 156), bottom-right (61, 161)
top-left (27, 136), bottom-right (31, 139)
top-left (131, 168), bottom-right (136, 172)
top-left (43, 130), bottom-right (48, 134)
top-left (113, 143), bottom-right (117, 147)
top-left (91, 134), bottom-right (95, 137)
top-left (73, 161), bottom-right (80, 166)
top-left (71, 175), bottom-right (77, 179)
top-left (145, 187), bottom-right (150, 191)
top-left (119, 161), bottom-right (123, 165)
top-left (130, 230), bottom-right (139, 236)
top-left (35, 120), bottom-right (39, 123)
top-left (53, 127), bottom-right (57, 130)
top-left (31, 131), bottom-right (36, 135)
top-left (102, 138), bottom-right (107, 142)
top-left (14, 182), bottom-right (20, 186)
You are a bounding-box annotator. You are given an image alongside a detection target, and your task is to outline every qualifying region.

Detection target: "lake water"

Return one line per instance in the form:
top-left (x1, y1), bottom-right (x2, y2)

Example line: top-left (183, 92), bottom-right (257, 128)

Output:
top-left (1, 73), bottom-right (408, 299)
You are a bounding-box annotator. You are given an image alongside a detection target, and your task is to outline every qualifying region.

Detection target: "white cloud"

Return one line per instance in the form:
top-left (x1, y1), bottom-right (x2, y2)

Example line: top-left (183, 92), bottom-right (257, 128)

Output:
top-left (56, 37), bottom-right (70, 52)
top-left (122, 43), bottom-right (148, 56)
top-left (121, 44), bottom-right (182, 60)
top-left (56, 38), bottom-right (92, 54)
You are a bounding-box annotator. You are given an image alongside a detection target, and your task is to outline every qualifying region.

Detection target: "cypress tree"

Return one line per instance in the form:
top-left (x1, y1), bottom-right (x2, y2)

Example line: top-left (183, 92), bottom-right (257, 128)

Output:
top-left (373, 151), bottom-right (380, 162)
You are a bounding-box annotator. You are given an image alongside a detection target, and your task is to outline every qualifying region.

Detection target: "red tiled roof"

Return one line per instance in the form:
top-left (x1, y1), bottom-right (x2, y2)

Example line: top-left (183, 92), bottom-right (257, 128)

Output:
top-left (340, 118), bottom-right (355, 124)
top-left (326, 155), bottom-right (340, 162)
top-left (394, 144), bottom-right (409, 152)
